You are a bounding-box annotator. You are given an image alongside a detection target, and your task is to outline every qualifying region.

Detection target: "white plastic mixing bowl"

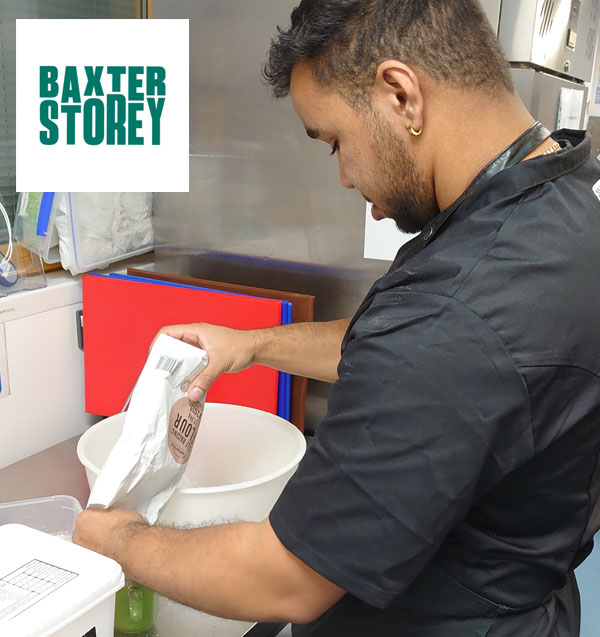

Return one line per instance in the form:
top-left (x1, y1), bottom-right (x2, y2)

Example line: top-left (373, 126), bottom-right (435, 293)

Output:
top-left (76, 403), bottom-right (306, 526)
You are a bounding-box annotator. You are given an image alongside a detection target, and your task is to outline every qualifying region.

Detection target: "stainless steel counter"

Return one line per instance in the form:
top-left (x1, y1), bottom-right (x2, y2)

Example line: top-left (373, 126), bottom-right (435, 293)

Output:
top-left (0, 436), bottom-right (90, 506)
top-left (0, 435), bottom-right (287, 637)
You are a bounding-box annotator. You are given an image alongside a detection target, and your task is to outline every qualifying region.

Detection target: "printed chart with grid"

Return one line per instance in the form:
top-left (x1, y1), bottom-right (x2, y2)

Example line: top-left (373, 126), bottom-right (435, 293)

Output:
top-left (0, 559), bottom-right (78, 621)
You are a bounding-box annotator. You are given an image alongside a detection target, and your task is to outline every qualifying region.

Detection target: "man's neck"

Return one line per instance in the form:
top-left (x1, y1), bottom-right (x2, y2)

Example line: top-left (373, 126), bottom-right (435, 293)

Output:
top-left (431, 91), bottom-right (548, 211)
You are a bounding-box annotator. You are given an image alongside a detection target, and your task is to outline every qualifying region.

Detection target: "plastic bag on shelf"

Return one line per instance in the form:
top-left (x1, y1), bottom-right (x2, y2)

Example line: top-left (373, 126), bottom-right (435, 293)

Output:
top-left (16, 191), bottom-right (154, 275)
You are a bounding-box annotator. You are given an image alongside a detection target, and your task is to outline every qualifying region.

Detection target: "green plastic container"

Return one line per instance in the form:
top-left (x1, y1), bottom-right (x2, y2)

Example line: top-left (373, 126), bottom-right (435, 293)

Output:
top-left (114, 580), bottom-right (159, 634)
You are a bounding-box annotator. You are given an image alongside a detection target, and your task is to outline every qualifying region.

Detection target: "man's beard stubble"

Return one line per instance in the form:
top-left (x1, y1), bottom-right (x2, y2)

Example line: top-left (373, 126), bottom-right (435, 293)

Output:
top-left (367, 110), bottom-right (439, 234)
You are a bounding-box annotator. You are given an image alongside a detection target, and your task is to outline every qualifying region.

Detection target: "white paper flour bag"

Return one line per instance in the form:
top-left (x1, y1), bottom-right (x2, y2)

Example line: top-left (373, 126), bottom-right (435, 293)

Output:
top-left (88, 334), bottom-right (208, 524)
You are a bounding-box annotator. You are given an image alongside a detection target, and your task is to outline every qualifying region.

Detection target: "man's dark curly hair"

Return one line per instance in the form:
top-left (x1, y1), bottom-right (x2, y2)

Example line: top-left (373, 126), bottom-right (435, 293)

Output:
top-left (263, 0), bottom-right (513, 104)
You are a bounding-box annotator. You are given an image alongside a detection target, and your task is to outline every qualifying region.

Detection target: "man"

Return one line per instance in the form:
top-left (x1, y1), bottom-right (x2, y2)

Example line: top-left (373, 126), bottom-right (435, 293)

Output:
top-left (74, 1), bottom-right (600, 635)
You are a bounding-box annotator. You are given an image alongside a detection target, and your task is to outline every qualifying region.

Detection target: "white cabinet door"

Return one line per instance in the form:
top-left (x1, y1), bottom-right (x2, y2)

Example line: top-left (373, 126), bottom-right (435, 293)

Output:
top-left (0, 302), bottom-right (99, 468)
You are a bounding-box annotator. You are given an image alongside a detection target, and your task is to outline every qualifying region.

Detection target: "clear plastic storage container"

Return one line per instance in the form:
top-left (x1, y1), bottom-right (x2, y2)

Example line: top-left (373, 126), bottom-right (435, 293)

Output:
top-left (1, 194), bottom-right (47, 297)
top-left (0, 495), bottom-right (82, 537)
top-left (14, 192), bottom-right (61, 264)
top-left (55, 192), bottom-right (154, 275)
top-left (15, 192), bottom-right (154, 276)
top-left (0, 523), bottom-right (124, 636)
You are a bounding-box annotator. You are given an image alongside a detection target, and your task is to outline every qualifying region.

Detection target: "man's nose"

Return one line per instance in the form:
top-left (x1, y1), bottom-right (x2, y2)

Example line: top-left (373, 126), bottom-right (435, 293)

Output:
top-left (339, 161), bottom-right (355, 190)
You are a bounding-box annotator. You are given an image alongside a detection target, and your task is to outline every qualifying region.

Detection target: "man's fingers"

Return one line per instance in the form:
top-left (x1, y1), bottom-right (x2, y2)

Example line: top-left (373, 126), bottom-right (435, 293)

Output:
top-left (149, 324), bottom-right (205, 352)
top-left (149, 325), bottom-right (178, 352)
top-left (188, 366), bottom-right (219, 402)
top-left (148, 324), bottom-right (231, 400)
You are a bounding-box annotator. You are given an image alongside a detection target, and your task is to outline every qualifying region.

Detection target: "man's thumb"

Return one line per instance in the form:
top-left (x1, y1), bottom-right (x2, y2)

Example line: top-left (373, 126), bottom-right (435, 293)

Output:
top-left (188, 367), bottom-right (216, 402)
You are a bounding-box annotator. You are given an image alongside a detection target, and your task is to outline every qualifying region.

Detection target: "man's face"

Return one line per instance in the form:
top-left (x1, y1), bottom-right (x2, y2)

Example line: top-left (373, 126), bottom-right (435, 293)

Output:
top-left (290, 63), bottom-right (438, 234)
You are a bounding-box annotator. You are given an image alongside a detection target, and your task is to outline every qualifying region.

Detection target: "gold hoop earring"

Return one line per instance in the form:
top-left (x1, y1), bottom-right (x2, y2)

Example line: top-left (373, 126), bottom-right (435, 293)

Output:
top-left (407, 123), bottom-right (423, 136)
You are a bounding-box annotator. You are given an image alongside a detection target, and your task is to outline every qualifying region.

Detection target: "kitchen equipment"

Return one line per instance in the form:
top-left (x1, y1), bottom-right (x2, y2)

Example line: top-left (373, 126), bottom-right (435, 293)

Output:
top-left (52, 192), bottom-right (154, 275)
top-left (0, 495), bottom-right (125, 637)
top-left (114, 581), bottom-right (158, 634)
top-left (0, 497), bottom-right (159, 635)
top-left (0, 494), bottom-right (81, 535)
top-left (14, 192), bottom-right (59, 264)
top-left (77, 403), bottom-right (306, 525)
top-left (81, 273), bottom-right (290, 420)
top-left (498, 0), bottom-right (599, 131)
top-left (0, 195), bottom-right (46, 298)
top-left (15, 191), bottom-right (154, 276)
top-left (499, 0), bottom-right (600, 82)
top-left (0, 524), bottom-right (124, 637)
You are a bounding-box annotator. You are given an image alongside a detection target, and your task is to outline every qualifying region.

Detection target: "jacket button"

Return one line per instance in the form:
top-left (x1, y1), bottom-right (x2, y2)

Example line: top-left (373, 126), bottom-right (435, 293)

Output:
top-left (422, 227), bottom-right (433, 241)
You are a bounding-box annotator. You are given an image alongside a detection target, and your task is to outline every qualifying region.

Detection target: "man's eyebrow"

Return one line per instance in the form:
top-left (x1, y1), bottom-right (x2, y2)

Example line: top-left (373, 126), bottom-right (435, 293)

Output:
top-left (306, 128), bottom-right (319, 140)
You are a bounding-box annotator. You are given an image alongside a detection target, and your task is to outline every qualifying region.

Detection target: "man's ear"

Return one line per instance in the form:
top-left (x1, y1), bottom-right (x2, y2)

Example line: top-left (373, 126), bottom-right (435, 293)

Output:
top-left (371, 60), bottom-right (424, 135)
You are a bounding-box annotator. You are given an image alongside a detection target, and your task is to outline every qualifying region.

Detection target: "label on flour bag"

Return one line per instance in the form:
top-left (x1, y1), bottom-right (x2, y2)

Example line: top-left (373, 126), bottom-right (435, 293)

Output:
top-left (169, 396), bottom-right (204, 464)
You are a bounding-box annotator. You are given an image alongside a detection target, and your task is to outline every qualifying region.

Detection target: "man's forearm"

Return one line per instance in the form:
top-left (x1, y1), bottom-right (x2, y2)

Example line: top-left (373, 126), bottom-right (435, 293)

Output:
top-left (109, 519), bottom-right (341, 623)
top-left (252, 318), bottom-right (350, 383)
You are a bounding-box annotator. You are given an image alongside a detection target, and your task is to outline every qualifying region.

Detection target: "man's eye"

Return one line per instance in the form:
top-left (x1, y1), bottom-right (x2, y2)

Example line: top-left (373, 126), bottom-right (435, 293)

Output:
top-left (329, 141), bottom-right (339, 156)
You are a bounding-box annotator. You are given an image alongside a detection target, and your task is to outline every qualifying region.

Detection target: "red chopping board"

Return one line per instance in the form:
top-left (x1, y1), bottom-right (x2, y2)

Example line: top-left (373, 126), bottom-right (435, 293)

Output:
top-left (82, 274), bottom-right (284, 417)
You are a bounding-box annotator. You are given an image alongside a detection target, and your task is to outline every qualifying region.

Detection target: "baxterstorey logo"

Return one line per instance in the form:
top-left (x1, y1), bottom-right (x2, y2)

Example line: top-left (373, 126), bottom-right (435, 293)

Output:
top-left (17, 20), bottom-right (188, 192)
top-left (39, 66), bottom-right (166, 146)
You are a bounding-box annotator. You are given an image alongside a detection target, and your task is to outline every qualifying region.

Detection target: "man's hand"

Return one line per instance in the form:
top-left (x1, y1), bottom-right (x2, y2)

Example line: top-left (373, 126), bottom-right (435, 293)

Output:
top-left (73, 508), bottom-right (147, 567)
top-left (153, 318), bottom-right (351, 402)
top-left (153, 323), bottom-right (259, 401)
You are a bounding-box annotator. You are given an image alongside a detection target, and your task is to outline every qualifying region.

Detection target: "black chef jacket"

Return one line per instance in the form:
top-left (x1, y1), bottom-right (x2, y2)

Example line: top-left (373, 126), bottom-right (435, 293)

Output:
top-left (269, 129), bottom-right (600, 636)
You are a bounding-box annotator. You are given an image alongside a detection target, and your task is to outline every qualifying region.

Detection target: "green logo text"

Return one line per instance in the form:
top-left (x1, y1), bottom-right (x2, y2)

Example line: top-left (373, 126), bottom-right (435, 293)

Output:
top-left (39, 65), bottom-right (166, 146)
